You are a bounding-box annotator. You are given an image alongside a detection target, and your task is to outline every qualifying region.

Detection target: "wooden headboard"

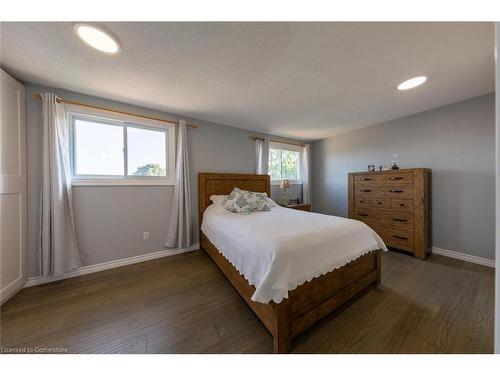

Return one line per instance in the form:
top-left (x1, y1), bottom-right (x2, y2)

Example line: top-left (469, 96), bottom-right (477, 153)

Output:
top-left (198, 173), bottom-right (271, 225)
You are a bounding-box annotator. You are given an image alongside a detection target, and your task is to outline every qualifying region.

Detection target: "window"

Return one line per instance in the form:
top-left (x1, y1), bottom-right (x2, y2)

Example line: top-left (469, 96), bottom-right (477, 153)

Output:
top-left (69, 107), bottom-right (175, 186)
top-left (268, 142), bottom-right (302, 184)
top-left (127, 126), bottom-right (167, 177)
top-left (74, 119), bottom-right (124, 176)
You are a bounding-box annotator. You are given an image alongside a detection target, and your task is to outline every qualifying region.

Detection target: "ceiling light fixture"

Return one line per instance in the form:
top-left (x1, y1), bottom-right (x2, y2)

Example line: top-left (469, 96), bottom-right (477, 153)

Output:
top-left (74, 24), bottom-right (120, 54)
top-left (397, 76), bottom-right (427, 91)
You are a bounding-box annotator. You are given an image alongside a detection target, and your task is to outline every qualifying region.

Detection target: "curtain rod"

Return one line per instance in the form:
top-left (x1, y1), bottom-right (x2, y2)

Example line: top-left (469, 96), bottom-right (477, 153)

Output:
top-left (251, 136), bottom-right (305, 148)
top-left (32, 93), bottom-right (199, 128)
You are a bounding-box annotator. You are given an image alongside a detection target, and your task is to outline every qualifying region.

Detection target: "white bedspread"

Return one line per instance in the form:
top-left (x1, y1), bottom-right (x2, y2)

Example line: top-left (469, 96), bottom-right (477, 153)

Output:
top-left (201, 204), bottom-right (387, 304)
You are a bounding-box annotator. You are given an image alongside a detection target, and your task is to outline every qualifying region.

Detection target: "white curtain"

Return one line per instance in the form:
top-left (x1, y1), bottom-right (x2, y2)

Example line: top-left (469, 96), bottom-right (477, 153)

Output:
top-left (255, 137), bottom-right (269, 174)
top-left (301, 144), bottom-right (311, 204)
top-left (40, 93), bottom-right (82, 276)
top-left (165, 120), bottom-right (192, 249)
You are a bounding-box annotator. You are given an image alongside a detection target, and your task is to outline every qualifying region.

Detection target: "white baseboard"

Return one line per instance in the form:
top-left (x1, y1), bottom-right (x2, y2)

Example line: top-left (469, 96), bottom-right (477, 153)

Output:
top-left (24, 244), bottom-right (200, 288)
top-left (24, 244), bottom-right (493, 288)
top-left (432, 247), bottom-right (495, 268)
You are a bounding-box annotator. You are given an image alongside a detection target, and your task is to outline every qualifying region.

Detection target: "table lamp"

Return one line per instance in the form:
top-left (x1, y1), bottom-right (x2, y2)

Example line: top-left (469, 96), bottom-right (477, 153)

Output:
top-left (280, 179), bottom-right (290, 205)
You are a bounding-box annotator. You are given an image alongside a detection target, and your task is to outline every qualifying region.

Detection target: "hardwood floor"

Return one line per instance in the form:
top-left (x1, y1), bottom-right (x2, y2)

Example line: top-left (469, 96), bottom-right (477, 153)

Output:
top-left (0, 250), bottom-right (494, 354)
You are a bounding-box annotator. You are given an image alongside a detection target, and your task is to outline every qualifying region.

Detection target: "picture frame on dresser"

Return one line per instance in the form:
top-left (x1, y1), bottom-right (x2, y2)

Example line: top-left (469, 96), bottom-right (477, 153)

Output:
top-left (348, 168), bottom-right (432, 259)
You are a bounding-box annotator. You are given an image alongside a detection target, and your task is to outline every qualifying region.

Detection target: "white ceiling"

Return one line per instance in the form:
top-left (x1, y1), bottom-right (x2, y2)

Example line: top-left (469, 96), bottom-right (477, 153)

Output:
top-left (0, 22), bottom-right (494, 140)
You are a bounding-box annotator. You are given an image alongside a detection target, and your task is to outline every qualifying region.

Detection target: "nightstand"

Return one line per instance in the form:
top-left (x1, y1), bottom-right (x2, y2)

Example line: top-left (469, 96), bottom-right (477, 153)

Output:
top-left (280, 203), bottom-right (311, 212)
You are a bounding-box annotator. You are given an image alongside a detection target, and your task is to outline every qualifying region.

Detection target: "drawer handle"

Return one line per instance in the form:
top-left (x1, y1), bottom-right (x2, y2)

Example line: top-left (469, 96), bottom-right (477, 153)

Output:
top-left (377, 202), bottom-right (382, 205)
top-left (360, 189), bottom-right (372, 192)
top-left (399, 203), bottom-right (405, 207)
top-left (360, 178), bottom-right (372, 181)
top-left (393, 235), bottom-right (408, 240)
top-left (393, 218), bottom-right (408, 222)
top-left (389, 189), bottom-right (404, 193)
top-left (358, 213), bottom-right (369, 216)
top-left (389, 177), bottom-right (404, 180)
top-left (359, 200), bottom-right (365, 203)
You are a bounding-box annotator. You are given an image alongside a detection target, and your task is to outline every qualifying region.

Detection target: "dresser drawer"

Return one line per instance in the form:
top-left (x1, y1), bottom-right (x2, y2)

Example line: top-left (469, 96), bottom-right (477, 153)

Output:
top-left (376, 227), bottom-right (414, 252)
top-left (371, 198), bottom-right (391, 209)
top-left (385, 211), bottom-right (414, 229)
top-left (354, 174), bottom-right (379, 185)
top-left (355, 186), bottom-right (378, 197)
top-left (354, 198), bottom-right (370, 208)
top-left (354, 209), bottom-right (379, 223)
top-left (391, 199), bottom-right (414, 213)
top-left (380, 172), bottom-right (413, 185)
top-left (379, 185), bottom-right (413, 199)
top-left (355, 208), bottom-right (413, 229)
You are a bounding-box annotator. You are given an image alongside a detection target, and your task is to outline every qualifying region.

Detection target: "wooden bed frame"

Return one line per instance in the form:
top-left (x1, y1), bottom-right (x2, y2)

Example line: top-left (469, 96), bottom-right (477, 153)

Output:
top-left (199, 173), bottom-right (382, 353)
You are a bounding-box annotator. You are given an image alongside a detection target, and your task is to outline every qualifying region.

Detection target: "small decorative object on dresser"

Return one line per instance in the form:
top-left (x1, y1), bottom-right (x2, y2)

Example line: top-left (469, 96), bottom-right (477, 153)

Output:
top-left (281, 203), bottom-right (311, 212)
top-left (391, 153), bottom-right (400, 170)
top-left (368, 164), bottom-right (375, 172)
top-left (348, 168), bottom-right (432, 259)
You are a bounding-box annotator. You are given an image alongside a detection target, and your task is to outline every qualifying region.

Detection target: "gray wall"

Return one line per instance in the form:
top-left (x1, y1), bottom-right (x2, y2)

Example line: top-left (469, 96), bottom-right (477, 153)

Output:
top-left (25, 83), bottom-right (302, 277)
top-left (312, 93), bottom-right (495, 260)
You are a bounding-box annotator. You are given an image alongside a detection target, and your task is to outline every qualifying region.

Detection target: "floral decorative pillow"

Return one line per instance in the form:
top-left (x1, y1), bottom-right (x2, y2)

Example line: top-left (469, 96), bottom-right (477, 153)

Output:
top-left (266, 197), bottom-right (277, 208)
top-left (223, 188), bottom-right (272, 214)
top-left (222, 188), bottom-right (253, 215)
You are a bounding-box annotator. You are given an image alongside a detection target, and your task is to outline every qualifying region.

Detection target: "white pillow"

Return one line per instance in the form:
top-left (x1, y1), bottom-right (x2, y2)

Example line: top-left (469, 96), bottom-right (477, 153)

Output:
top-left (210, 195), bottom-right (228, 206)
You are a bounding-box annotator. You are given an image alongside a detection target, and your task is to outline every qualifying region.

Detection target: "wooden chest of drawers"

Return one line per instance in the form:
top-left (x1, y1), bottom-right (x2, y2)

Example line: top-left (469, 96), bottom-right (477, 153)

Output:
top-left (348, 168), bottom-right (431, 259)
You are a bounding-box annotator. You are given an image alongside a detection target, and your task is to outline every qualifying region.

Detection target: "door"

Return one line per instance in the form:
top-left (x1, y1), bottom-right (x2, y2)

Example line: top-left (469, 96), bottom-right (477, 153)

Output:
top-left (0, 69), bottom-right (27, 304)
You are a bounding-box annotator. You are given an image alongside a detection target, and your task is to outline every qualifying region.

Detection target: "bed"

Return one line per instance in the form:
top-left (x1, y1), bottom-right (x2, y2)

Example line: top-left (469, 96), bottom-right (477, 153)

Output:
top-left (199, 173), bottom-right (386, 353)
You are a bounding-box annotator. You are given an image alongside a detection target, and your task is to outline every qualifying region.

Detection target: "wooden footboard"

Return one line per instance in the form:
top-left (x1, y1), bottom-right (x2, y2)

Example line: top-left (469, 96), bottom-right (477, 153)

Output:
top-left (201, 234), bottom-right (382, 353)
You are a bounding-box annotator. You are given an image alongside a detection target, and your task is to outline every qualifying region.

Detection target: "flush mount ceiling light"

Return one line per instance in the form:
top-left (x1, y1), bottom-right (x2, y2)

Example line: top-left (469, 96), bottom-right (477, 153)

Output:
top-left (397, 76), bottom-right (427, 91)
top-left (74, 24), bottom-right (120, 54)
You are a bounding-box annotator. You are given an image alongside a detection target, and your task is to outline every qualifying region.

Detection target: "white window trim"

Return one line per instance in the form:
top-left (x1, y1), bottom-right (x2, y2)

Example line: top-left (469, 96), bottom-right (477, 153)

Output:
top-left (269, 141), bottom-right (303, 185)
top-left (67, 104), bottom-right (176, 186)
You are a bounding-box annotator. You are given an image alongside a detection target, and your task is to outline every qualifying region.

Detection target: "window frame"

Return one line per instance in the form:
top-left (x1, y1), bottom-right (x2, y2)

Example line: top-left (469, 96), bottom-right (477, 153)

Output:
top-left (67, 105), bottom-right (176, 186)
top-left (268, 141), bottom-right (303, 185)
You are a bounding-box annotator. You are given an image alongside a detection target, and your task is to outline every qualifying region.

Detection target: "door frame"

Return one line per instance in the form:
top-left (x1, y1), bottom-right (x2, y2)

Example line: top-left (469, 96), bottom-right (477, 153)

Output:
top-left (0, 69), bottom-right (27, 304)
